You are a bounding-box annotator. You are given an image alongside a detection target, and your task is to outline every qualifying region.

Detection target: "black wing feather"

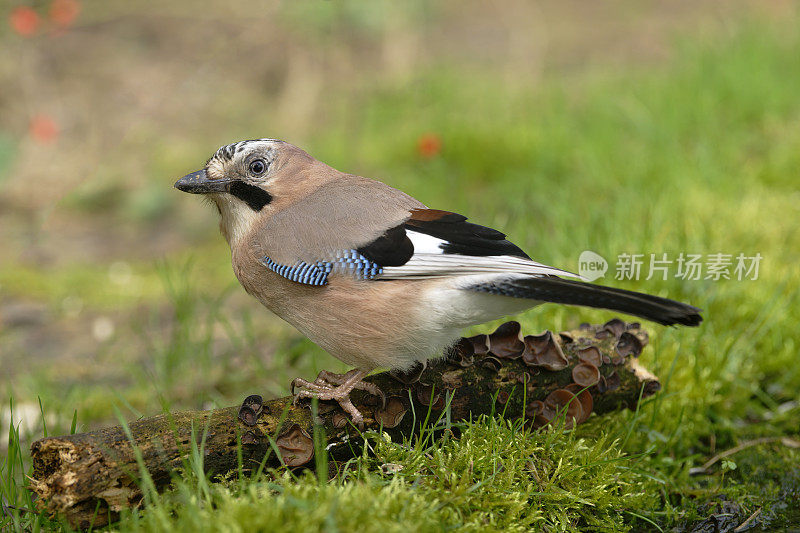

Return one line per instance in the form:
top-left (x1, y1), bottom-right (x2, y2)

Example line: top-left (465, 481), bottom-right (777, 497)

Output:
top-left (405, 209), bottom-right (530, 259)
top-left (357, 225), bottom-right (414, 266)
top-left (357, 208), bottom-right (529, 268)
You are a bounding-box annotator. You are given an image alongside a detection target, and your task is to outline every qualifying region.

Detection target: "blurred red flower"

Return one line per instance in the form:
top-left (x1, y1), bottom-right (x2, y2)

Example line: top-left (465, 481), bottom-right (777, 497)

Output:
top-left (49, 0), bottom-right (80, 28)
top-left (10, 6), bottom-right (40, 36)
top-left (417, 133), bottom-right (442, 158)
top-left (29, 114), bottom-right (59, 143)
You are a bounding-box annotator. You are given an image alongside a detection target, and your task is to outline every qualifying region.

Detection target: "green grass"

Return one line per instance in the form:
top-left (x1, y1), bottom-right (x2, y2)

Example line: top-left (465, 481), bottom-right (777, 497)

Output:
top-left (112, 419), bottom-right (663, 532)
top-left (3, 13), bottom-right (800, 532)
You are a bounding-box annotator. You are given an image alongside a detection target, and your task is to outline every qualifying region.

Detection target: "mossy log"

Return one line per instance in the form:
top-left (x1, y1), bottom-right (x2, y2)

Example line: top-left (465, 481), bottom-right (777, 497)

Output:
top-left (30, 319), bottom-right (658, 529)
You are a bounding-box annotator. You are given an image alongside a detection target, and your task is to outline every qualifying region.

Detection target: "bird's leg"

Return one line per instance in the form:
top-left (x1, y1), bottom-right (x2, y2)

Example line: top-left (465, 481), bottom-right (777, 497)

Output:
top-left (291, 369), bottom-right (383, 427)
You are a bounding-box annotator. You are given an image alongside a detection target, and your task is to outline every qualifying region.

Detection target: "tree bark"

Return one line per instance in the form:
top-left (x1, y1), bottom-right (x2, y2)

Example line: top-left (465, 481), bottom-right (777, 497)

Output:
top-left (30, 319), bottom-right (658, 529)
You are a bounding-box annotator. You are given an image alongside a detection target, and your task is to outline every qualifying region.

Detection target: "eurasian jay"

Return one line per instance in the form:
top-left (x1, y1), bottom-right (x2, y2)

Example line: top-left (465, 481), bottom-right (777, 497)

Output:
top-left (175, 139), bottom-right (702, 425)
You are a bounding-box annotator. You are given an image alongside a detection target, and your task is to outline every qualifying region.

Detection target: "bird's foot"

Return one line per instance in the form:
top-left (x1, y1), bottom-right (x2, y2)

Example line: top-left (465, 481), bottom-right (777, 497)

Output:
top-left (291, 369), bottom-right (385, 427)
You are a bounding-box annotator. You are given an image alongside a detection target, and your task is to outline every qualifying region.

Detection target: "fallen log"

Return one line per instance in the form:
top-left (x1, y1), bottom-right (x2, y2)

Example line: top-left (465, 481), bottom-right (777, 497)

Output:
top-left (30, 319), bottom-right (658, 529)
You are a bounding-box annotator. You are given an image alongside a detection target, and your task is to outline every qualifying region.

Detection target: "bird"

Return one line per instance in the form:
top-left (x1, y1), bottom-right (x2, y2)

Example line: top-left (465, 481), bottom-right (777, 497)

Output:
top-left (175, 138), bottom-right (702, 425)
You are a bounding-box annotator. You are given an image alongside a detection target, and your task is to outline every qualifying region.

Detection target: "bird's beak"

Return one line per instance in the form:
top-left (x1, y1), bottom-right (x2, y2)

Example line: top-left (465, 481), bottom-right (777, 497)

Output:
top-left (174, 169), bottom-right (228, 194)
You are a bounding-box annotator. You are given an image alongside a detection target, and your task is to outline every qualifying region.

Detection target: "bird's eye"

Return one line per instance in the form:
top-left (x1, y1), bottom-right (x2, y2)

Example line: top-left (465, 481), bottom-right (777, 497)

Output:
top-left (249, 159), bottom-right (267, 176)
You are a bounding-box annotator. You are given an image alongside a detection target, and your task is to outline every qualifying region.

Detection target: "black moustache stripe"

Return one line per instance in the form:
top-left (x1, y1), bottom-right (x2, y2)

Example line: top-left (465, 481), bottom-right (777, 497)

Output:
top-left (229, 180), bottom-right (273, 211)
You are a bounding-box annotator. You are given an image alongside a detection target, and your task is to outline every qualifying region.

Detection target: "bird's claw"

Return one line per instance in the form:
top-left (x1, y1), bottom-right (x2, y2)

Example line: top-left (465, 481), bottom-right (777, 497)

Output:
top-left (290, 369), bottom-right (383, 427)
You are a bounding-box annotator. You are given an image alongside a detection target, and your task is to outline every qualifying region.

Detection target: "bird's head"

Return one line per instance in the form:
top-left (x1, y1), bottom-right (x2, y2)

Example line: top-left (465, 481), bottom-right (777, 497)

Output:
top-left (175, 138), bottom-right (329, 244)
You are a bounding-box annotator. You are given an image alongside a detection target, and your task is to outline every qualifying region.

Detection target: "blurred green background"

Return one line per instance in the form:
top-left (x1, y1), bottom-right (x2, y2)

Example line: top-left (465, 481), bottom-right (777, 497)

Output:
top-left (1, 1), bottom-right (799, 530)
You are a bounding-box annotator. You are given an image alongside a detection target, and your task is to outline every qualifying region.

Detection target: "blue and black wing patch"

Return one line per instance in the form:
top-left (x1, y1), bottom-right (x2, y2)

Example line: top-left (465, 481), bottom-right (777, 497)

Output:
top-left (261, 257), bottom-right (333, 286)
top-left (261, 208), bottom-right (529, 286)
top-left (261, 250), bottom-right (383, 286)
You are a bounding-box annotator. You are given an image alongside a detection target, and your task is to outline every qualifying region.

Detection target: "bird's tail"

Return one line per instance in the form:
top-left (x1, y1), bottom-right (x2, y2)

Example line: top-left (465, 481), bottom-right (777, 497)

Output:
top-left (470, 276), bottom-right (702, 326)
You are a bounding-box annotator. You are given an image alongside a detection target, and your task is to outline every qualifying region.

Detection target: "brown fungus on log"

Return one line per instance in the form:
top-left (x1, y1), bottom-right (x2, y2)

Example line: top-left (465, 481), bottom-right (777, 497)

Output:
top-left (241, 431), bottom-right (259, 445)
top-left (558, 332), bottom-right (574, 344)
top-left (332, 412), bottom-right (349, 429)
top-left (544, 389), bottom-right (583, 429)
top-left (466, 333), bottom-right (490, 356)
top-left (414, 382), bottom-right (444, 410)
top-left (525, 400), bottom-right (544, 419)
top-left (237, 405), bottom-right (258, 427)
top-left (534, 406), bottom-right (557, 428)
top-left (522, 331), bottom-right (569, 371)
top-left (445, 338), bottom-right (474, 368)
top-left (480, 356), bottom-right (503, 372)
top-left (577, 346), bottom-right (603, 367)
top-left (241, 394), bottom-right (263, 416)
top-left (564, 384), bottom-right (594, 423)
top-left (488, 321), bottom-right (524, 358)
top-left (276, 424), bottom-right (314, 467)
top-left (496, 390), bottom-right (510, 405)
top-left (572, 363), bottom-right (601, 388)
top-left (615, 332), bottom-right (644, 358)
top-left (602, 318), bottom-right (627, 338)
top-left (525, 330), bottom-right (554, 353)
top-left (374, 398), bottom-right (407, 428)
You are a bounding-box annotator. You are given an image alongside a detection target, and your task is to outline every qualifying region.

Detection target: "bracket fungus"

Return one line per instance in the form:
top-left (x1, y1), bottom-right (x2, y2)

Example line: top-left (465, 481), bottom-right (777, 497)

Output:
top-left (275, 424), bottom-right (314, 467)
top-left (522, 330), bottom-right (569, 371)
top-left (525, 400), bottom-right (545, 419)
top-left (466, 333), bottom-right (490, 356)
top-left (242, 394), bottom-right (263, 414)
top-left (445, 338), bottom-right (475, 368)
top-left (496, 390), bottom-right (510, 405)
top-left (237, 394), bottom-right (264, 427)
top-left (414, 382), bottom-right (444, 410)
top-left (572, 362), bottom-right (601, 388)
top-left (602, 318), bottom-right (627, 338)
top-left (374, 397), bottom-right (408, 428)
top-left (577, 346), bottom-right (603, 367)
top-left (240, 431), bottom-right (259, 445)
top-left (558, 331), bottom-right (574, 344)
top-left (487, 321), bottom-right (524, 358)
top-left (332, 412), bottom-right (349, 428)
top-left (564, 383), bottom-right (594, 423)
top-left (237, 406), bottom-right (257, 427)
top-left (480, 355), bottom-right (504, 372)
top-left (543, 389), bottom-right (583, 429)
top-left (615, 331), bottom-right (644, 358)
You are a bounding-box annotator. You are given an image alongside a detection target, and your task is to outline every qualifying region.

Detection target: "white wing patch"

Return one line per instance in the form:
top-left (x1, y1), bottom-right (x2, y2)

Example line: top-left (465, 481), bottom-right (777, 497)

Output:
top-left (379, 253), bottom-right (583, 280)
top-left (386, 227), bottom-right (584, 281)
top-left (406, 230), bottom-right (447, 254)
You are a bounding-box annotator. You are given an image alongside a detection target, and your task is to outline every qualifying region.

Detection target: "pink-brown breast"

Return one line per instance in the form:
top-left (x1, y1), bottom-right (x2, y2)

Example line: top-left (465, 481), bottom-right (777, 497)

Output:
top-left (231, 243), bottom-right (455, 371)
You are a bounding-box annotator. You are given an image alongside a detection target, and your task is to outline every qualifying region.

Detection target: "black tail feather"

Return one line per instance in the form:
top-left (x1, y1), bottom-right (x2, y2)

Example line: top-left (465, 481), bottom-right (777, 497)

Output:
top-left (471, 277), bottom-right (703, 327)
